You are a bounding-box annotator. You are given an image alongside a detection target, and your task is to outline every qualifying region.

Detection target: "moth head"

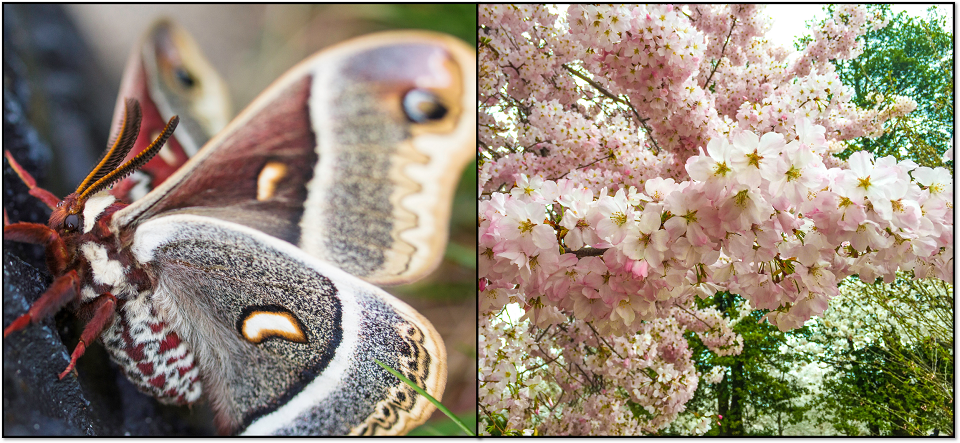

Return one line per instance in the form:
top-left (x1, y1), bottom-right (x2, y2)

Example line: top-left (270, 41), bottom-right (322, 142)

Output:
top-left (49, 194), bottom-right (84, 233)
top-left (48, 98), bottom-right (179, 233)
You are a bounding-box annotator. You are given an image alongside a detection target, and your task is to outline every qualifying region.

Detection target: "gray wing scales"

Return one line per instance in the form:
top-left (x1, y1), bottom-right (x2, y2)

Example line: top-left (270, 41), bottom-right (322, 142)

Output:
top-left (273, 289), bottom-right (438, 436)
top-left (132, 215), bottom-right (445, 435)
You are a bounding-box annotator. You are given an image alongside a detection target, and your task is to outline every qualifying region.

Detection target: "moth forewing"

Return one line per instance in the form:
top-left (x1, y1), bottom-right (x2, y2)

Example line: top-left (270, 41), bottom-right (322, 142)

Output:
top-left (300, 32), bottom-right (477, 286)
top-left (140, 19), bottom-right (231, 155)
top-left (112, 32), bottom-right (476, 287)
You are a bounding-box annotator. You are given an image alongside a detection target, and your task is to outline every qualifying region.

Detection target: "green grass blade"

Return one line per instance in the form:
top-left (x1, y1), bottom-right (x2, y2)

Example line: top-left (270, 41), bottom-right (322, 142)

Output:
top-left (373, 358), bottom-right (475, 436)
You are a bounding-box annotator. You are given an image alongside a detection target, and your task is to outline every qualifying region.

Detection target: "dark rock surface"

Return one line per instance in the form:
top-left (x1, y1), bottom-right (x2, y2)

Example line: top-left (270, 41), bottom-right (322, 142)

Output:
top-left (4, 252), bottom-right (97, 436)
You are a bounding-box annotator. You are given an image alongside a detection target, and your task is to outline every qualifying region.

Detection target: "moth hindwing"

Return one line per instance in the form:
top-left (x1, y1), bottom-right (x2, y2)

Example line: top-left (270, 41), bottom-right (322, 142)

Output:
top-left (3, 28), bottom-right (475, 436)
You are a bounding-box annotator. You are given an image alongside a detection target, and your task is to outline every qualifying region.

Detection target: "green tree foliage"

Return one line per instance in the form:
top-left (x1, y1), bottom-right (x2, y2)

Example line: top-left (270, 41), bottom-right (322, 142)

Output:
top-left (800, 5), bottom-right (953, 167)
top-left (805, 275), bottom-right (953, 436)
top-left (820, 339), bottom-right (953, 435)
top-left (663, 292), bottom-right (813, 436)
top-left (376, 4), bottom-right (476, 44)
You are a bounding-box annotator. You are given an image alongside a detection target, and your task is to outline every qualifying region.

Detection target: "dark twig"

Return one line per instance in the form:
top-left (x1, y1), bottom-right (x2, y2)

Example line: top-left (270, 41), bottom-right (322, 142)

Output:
top-left (553, 153), bottom-right (615, 181)
top-left (632, 107), bottom-right (662, 155)
top-left (562, 64), bottom-right (662, 155)
top-left (576, 153), bottom-right (615, 171)
top-left (585, 322), bottom-right (625, 359)
top-left (675, 303), bottom-right (718, 331)
top-left (562, 247), bottom-right (609, 258)
top-left (535, 324), bottom-right (553, 342)
top-left (563, 64), bottom-right (625, 103)
top-left (704, 11), bottom-right (739, 88)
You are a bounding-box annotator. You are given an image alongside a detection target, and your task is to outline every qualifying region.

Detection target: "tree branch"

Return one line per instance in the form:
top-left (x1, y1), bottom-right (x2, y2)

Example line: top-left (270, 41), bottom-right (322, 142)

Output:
top-left (585, 321), bottom-right (625, 360)
top-left (563, 64), bottom-right (625, 104)
top-left (562, 247), bottom-right (608, 258)
top-left (633, 108), bottom-right (663, 155)
top-left (553, 153), bottom-right (615, 181)
top-left (562, 64), bottom-right (663, 154)
top-left (704, 10), bottom-right (739, 88)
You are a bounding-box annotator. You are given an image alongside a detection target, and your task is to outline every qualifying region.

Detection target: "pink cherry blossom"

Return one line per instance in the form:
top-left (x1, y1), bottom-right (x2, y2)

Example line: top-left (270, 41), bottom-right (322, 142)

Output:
top-left (622, 203), bottom-right (669, 263)
top-left (686, 138), bottom-right (737, 199)
top-left (592, 188), bottom-right (634, 245)
top-left (838, 151), bottom-right (897, 205)
top-left (499, 197), bottom-right (556, 255)
top-left (768, 139), bottom-right (826, 208)
top-left (912, 166), bottom-right (953, 203)
top-left (729, 130), bottom-right (785, 188)
top-left (479, 3), bottom-right (951, 435)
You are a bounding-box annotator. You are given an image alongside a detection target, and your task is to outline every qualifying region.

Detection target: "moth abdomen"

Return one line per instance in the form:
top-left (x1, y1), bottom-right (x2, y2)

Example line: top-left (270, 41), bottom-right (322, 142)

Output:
top-left (100, 290), bottom-right (202, 405)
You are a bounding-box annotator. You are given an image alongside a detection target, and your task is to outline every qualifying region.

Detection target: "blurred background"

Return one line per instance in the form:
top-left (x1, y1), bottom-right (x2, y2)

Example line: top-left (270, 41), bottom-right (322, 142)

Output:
top-left (66, 4), bottom-right (476, 116)
top-left (3, 4), bottom-right (475, 435)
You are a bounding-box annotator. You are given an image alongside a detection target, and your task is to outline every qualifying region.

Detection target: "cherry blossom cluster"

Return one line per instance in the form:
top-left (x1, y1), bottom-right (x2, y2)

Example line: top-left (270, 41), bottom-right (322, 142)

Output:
top-left (480, 4), bottom-right (915, 191)
top-left (674, 306), bottom-right (743, 356)
top-left (478, 3), bottom-right (952, 434)
top-left (663, 413), bottom-right (715, 435)
top-left (791, 4), bottom-right (889, 76)
top-left (481, 117), bottom-right (952, 333)
top-left (702, 365), bottom-right (726, 385)
top-left (479, 309), bottom-right (701, 435)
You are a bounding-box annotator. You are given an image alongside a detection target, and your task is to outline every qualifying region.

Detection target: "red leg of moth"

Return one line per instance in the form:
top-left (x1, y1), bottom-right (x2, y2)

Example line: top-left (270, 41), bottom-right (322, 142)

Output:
top-left (4, 151), bottom-right (61, 210)
top-left (59, 293), bottom-right (116, 379)
top-left (3, 222), bottom-right (70, 275)
top-left (3, 222), bottom-right (58, 245)
top-left (3, 209), bottom-right (10, 226)
top-left (3, 270), bottom-right (80, 337)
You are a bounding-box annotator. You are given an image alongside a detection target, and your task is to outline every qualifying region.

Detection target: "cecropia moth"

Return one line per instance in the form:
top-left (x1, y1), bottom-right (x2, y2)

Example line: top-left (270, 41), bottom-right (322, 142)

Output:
top-left (3, 19), bottom-right (475, 435)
